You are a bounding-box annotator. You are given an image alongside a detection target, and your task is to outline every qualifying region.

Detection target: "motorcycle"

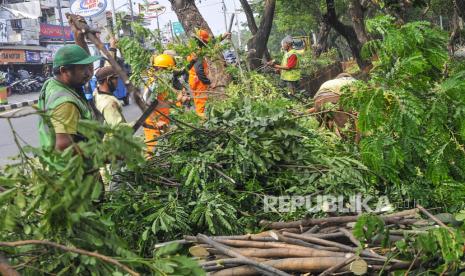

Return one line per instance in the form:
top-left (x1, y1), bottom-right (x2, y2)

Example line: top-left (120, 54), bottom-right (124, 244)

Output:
top-left (10, 77), bottom-right (43, 94)
top-left (24, 78), bottom-right (42, 91)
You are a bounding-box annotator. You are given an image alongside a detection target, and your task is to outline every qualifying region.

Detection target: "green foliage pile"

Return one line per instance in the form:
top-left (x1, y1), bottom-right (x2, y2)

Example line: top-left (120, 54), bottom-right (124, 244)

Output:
top-left (0, 123), bottom-right (203, 275)
top-left (104, 72), bottom-right (374, 256)
top-left (354, 212), bottom-right (465, 274)
top-left (342, 16), bottom-right (465, 210)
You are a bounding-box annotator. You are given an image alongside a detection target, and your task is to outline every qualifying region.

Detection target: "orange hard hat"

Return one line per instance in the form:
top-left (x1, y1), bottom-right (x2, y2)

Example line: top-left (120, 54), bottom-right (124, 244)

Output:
top-left (195, 29), bottom-right (210, 43)
top-left (153, 54), bottom-right (175, 68)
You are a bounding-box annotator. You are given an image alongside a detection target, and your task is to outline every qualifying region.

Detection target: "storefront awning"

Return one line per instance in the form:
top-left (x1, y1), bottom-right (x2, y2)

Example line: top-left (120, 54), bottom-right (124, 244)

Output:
top-left (0, 45), bottom-right (51, 52)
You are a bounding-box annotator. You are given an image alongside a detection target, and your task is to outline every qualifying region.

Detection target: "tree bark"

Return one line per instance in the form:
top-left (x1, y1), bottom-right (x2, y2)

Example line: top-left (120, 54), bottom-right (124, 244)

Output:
top-left (239, 0), bottom-right (272, 64)
top-left (324, 0), bottom-right (370, 70)
top-left (242, 0), bottom-right (276, 70)
top-left (314, 19), bottom-right (331, 57)
top-left (455, 0), bottom-right (465, 20)
top-left (311, 5), bottom-right (331, 57)
top-left (167, 0), bottom-right (211, 35)
top-left (449, 8), bottom-right (460, 54)
top-left (240, 0), bottom-right (258, 34)
top-left (349, 0), bottom-right (369, 44)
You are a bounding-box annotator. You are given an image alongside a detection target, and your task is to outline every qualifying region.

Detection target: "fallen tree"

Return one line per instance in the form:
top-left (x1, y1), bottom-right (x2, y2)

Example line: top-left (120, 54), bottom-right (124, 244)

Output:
top-left (1, 14), bottom-right (465, 275)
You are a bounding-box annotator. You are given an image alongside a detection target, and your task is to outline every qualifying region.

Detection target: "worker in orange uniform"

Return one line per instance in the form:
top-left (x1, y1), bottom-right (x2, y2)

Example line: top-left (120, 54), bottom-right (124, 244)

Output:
top-left (187, 29), bottom-right (211, 117)
top-left (187, 29), bottom-right (230, 116)
top-left (143, 54), bottom-right (176, 153)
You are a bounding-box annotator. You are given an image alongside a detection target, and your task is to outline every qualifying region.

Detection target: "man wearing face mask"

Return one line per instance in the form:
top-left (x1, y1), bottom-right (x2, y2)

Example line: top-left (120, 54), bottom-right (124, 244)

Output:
top-left (93, 66), bottom-right (126, 126)
top-left (38, 44), bottom-right (100, 151)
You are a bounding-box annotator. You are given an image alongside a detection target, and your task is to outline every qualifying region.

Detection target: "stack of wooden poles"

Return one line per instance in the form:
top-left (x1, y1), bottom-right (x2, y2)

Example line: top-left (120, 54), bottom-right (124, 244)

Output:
top-left (181, 208), bottom-right (437, 275)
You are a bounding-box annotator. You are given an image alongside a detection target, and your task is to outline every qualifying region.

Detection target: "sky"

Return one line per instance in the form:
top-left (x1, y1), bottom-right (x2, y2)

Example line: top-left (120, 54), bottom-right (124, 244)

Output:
top-left (112, 0), bottom-right (247, 36)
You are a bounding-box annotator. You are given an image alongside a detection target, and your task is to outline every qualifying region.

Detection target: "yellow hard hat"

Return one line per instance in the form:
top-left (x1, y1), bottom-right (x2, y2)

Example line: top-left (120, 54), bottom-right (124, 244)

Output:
top-left (153, 54), bottom-right (175, 68)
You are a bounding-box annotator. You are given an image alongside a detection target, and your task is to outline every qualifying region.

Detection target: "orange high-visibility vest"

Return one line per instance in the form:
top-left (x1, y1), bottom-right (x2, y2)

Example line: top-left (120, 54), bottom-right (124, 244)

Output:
top-left (143, 91), bottom-right (170, 153)
top-left (188, 54), bottom-right (209, 116)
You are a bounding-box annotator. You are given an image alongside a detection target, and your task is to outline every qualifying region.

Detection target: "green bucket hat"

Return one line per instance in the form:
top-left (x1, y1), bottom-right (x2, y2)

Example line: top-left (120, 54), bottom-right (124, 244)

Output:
top-left (53, 45), bottom-right (101, 69)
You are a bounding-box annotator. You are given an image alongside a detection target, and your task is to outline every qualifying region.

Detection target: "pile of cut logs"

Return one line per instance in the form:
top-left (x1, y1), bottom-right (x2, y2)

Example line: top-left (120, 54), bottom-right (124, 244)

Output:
top-left (179, 206), bottom-right (445, 275)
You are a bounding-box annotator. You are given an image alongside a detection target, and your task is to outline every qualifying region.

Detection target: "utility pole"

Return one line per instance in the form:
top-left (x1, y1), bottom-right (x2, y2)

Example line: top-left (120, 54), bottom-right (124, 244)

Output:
top-left (221, 0), bottom-right (227, 32)
top-left (169, 20), bottom-right (174, 40)
top-left (236, 12), bottom-right (241, 48)
top-left (56, 0), bottom-right (66, 45)
top-left (128, 0), bottom-right (134, 35)
top-left (111, 0), bottom-right (117, 38)
top-left (232, 0), bottom-right (241, 48)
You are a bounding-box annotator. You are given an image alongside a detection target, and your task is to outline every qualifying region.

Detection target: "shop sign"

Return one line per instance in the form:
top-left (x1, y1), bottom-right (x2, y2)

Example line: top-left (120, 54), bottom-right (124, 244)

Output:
top-left (139, 1), bottom-right (165, 19)
top-left (25, 51), bottom-right (41, 63)
top-left (0, 49), bottom-right (25, 64)
top-left (172, 22), bottom-right (185, 36)
top-left (46, 44), bottom-right (62, 56)
top-left (40, 24), bottom-right (73, 41)
top-left (41, 51), bottom-right (53, 63)
top-left (70, 0), bottom-right (107, 18)
top-left (0, 19), bottom-right (7, 43)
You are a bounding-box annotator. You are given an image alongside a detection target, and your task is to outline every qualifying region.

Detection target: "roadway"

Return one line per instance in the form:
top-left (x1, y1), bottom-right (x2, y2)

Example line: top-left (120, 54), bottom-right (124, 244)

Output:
top-left (0, 92), bottom-right (143, 167)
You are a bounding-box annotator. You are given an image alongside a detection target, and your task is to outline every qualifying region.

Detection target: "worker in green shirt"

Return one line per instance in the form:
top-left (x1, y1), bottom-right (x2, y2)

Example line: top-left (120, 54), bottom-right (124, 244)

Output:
top-left (38, 45), bottom-right (100, 151)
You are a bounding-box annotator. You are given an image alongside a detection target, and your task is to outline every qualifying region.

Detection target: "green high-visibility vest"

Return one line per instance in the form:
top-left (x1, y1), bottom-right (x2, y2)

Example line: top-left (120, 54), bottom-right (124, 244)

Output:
top-left (280, 49), bottom-right (301, 82)
top-left (38, 78), bottom-right (93, 150)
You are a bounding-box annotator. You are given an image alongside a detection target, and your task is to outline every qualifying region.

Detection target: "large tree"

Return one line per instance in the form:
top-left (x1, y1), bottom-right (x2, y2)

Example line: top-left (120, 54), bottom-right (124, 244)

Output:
top-left (239, 0), bottom-right (276, 70)
top-left (167, 0), bottom-right (211, 34)
top-left (449, 0), bottom-right (465, 53)
top-left (168, 0), bottom-right (230, 92)
top-left (239, 0), bottom-right (267, 60)
top-left (349, 0), bottom-right (369, 44)
top-left (324, 0), bottom-right (370, 70)
top-left (455, 0), bottom-right (465, 20)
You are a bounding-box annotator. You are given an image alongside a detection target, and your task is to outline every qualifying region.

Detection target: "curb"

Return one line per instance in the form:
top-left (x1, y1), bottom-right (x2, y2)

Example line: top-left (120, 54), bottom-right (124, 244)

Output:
top-left (0, 99), bottom-right (38, 112)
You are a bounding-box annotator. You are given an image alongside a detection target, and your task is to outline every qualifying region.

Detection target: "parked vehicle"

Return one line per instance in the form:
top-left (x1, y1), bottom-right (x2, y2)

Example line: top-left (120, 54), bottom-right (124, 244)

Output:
top-left (9, 75), bottom-right (46, 94)
top-left (223, 50), bottom-right (238, 65)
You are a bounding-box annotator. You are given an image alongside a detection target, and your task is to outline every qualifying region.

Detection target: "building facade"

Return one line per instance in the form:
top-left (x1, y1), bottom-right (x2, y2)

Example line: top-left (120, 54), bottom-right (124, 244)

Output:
top-left (0, 0), bottom-right (110, 70)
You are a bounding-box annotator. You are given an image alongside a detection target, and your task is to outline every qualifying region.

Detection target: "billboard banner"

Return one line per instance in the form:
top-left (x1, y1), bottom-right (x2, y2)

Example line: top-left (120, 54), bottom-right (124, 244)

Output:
top-left (172, 22), bottom-right (185, 36)
top-left (139, 1), bottom-right (165, 18)
top-left (25, 51), bottom-right (41, 63)
top-left (0, 50), bottom-right (25, 64)
top-left (40, 23), bottom-right (73, 41)
top-left (70, 0), bottom-right (107, 18)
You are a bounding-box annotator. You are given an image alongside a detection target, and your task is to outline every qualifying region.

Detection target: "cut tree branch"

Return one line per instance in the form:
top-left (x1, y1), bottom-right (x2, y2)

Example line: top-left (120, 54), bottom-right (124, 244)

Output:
top-left (0, 240), bottom-right (139, 276)
top-left (66, 14), bottom-right (147, 113)
top-left (197, 234), bottom-right (292, 276)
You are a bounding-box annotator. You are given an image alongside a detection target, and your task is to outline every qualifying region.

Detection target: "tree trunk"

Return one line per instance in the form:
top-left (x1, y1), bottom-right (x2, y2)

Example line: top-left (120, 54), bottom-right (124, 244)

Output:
top-left (455, 0), bottom-right (465, 20)
top-left (448, 8), bottom-right (460, 54)
top-left (239, 0), bottom-right (258, 34)
top-left (239, 0), bottom-right (273, 65)
top-left (242, 0), bottom-right (276, 70)
top-left (349, 0), bottom-right (369, 44)
top-left (168, 0), bottom-right (230, 93)
top-left (324, 0), bottom-right (370, 70)
top-left (168, 0), bottom-right (211, 35)
top-left (313, 19), bottom-right (331, 57)
top-left (311, 6), bottom-right (331, 57)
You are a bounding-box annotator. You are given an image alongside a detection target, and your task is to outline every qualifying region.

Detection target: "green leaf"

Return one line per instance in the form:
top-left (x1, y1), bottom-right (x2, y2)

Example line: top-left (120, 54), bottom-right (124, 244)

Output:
top-left (155, 242), bottom-right (181, 258)
top-left (0, 188), bottom-right (16, 204)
